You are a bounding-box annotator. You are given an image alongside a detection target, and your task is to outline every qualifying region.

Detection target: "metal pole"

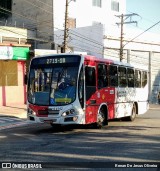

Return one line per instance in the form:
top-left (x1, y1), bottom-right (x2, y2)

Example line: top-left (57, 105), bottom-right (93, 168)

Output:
top-left (120, 14), bottom-right (124, 61)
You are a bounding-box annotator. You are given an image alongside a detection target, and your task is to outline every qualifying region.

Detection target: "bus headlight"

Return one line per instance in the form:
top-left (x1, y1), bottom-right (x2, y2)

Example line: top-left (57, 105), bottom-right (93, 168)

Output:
top-left (62, 109), bottom-right (76, 117)
top-left (28, 108), bottom-right (36, 115)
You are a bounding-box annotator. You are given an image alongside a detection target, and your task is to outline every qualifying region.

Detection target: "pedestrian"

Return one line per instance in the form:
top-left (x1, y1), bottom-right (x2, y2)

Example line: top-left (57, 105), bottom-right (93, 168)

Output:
top-left (158, 91), bottom-right (160, 104)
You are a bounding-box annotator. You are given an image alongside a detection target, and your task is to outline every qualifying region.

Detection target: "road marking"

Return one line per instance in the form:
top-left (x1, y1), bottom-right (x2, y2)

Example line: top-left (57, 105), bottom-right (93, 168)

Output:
top-left (0, 118), bottom-right (16, 122)
top-left (0, 120), bottom-right (6, 123)
top-left (0, 117), bottom-right (32, 131)
top-left (0, 121), bottom-right (33, 131)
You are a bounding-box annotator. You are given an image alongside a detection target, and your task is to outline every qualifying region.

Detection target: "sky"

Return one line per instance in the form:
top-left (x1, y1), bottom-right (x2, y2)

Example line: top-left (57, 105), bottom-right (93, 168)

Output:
top-left (126, 0), bottom-right (160, 34)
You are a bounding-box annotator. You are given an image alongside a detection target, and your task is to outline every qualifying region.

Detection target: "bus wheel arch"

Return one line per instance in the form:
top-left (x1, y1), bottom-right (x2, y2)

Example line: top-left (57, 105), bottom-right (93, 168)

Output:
top-left (96, 104), bottom-right (108, 128)
top-left (134, 102), bottom-right (138, 114)
top-left (128, 102), bottom-right (137, 121)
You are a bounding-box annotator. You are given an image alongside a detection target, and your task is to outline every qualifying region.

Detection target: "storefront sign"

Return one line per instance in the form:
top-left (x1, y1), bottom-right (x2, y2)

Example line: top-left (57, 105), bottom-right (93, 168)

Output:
top-left (0, 46), bottom-right (29, 60)
top-left (0, 46), bottom-right (13, 59)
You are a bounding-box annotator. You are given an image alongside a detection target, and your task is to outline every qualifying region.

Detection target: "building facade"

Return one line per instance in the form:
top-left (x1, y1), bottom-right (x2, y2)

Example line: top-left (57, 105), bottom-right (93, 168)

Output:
top-left (0, 0), bottom-right (159, 104)
top-left (0, 0), bottom-right (126, 49)
top-left (104, 28), bottom-right (160, 104)
top-left (0, 26), bottom-right (32, 106)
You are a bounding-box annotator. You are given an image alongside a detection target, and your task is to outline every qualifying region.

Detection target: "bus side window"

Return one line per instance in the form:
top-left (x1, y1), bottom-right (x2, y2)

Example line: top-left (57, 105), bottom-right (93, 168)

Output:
top-left (135, 70), bottom-right (141, 88)
top-left (118, 66), bottom-right (127, 87)
top-left (85, 66), bottom-right (96, 86)
top-left (142, 71), bottom-right (147, 87)
top-left (109, 65), bottom-right (118, 87)
top-left (98, 64), bottom-right (108, 89)
top-left (127, 68), bottom-right (134, 87)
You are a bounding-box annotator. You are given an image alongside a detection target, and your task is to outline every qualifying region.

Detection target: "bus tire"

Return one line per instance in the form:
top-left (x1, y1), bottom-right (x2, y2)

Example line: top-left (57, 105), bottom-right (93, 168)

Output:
top-left (128, 103), bottom-right (136, 121)
top-left (94, 107), bottom-right (108, 129)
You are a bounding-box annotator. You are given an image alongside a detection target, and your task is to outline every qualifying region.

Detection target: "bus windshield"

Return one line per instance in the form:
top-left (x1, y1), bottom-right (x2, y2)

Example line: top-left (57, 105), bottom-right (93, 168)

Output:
top-left (28, 55), bottom-right (80, 106)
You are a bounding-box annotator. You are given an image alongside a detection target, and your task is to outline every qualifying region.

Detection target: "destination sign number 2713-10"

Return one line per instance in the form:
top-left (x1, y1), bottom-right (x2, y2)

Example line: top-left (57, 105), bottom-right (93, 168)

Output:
top-left (46, 58), bottom-right (66, 64)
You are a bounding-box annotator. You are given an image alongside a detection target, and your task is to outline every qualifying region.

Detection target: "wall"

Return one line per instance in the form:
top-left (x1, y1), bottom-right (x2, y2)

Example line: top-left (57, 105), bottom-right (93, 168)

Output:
top-left (54, 24), bottom-right (104, 58)
top-left (2, 0), bottom-right (126, 50)
top-left (54, 0), bottom-right (126, 29)
top-left (104, 46), bottom-right (160, 104)
top-left (11, 0), bottom-right (53, 49)
top-left (0, 61), bottom-right (26, 106)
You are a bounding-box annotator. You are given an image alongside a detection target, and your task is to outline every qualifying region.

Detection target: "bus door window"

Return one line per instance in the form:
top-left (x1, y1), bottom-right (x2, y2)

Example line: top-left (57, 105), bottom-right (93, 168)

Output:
top-left (109, 65), bottom-right (118, 87)
top-left (118, 67), bottom-right (127, 87)
top-left (85, 66), bottom-right (96, 101)
top-left (127, 68), bottom-right (134, 87)
top-left (98, 64), bottom-right (108, 89)
top-left (135, 70), bottom-right (141, 88)
top-left (78, 66), bottom-right (84, 108)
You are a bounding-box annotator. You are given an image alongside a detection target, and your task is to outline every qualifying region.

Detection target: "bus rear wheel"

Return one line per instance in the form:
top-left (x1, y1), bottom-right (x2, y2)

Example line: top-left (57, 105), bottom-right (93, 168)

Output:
top-left (128, 103), bottom-right (136, 121)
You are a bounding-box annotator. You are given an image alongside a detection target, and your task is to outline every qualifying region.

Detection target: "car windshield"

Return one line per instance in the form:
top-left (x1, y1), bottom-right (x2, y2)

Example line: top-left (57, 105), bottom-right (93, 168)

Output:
top-left (28, 66), bottom-right (79, 106)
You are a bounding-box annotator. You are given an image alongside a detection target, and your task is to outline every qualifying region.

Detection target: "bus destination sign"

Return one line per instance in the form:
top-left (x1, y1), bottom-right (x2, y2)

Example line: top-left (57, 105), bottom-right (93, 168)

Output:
top-left (32, 55), bottom-right (81, 66)
top-left (46, 58), bottom-right (66, 64)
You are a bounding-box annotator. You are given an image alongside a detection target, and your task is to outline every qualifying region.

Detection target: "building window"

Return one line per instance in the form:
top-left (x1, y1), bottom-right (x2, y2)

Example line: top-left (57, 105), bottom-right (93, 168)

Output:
top-left (92, 0), bottom-right (102, 8)
top-left (111, 0), bottom-right (119, 12)
top-left (0, 0), bottom-right (12, 19)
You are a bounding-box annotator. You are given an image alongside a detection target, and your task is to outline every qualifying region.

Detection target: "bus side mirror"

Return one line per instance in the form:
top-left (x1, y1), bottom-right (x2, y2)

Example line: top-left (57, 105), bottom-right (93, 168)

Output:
top-left (24, 75), bottom-right (27, 85)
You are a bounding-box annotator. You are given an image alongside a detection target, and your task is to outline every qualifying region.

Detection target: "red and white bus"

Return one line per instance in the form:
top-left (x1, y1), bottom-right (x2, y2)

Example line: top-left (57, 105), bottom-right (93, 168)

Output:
top-left (27, 54), bottom-right (149, 128)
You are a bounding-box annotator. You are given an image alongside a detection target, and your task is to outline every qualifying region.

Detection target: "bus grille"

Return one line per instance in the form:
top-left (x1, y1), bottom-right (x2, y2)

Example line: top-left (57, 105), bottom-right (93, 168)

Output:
top-left (48, 109), bottom-right (60, 115)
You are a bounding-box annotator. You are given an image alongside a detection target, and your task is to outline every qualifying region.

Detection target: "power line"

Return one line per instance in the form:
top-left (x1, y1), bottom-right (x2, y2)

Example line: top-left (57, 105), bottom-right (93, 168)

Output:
top-left (35, 0), bottom-right (53, 8)
top-left (123, 20), bottom-right (160, 47)
top-left (1, 4), bottom-right (160, 66)
top-left (21, 0), bottom-right (53, 15)
top-left (0, 26), bottom-right (48, 43)
top-left (69, 30), bottom-right (103, 47)
top-left (116, 13), bottom-right (139, 61)
top-left (0, 6), bottom-right (105, 50)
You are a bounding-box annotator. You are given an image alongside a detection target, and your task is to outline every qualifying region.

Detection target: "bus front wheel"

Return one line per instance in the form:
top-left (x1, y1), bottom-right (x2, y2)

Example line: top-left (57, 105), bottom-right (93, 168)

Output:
top-left (94, 107), bottom-right (108, 129)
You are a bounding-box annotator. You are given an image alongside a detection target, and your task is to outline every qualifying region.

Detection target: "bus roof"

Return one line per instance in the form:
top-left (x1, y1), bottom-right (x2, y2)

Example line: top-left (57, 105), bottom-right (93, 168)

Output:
top-left (84, 55), bottom-right (148, 70)
top-left (32, 53), bottom-right (148, 71)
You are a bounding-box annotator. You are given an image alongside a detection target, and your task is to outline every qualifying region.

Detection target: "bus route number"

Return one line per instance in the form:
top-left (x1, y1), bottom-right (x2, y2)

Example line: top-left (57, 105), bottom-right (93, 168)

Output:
top-left (47, 58), bottom-right (66, 64)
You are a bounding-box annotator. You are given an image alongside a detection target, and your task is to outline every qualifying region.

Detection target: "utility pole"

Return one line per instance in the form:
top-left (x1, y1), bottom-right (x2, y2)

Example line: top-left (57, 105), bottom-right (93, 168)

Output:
top-left (51, 0), bottom-right (55, 50)
top-left (120, 14), bottom-right (124, 61)
top-left (116, 13), bottom-right (138, 61)
top-left (63, 0), bottom-right (69, 53)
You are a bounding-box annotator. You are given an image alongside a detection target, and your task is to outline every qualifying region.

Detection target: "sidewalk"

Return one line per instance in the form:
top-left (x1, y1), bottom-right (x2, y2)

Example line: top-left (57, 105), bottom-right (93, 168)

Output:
top-left (149, 104), bottom-right (160, 110)
top-left (0, 104), bottom-right (27, 119)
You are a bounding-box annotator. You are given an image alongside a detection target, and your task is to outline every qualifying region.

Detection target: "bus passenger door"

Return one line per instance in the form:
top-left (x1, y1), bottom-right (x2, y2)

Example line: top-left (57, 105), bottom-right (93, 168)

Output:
top-left (85, 66), bottom-right (97, 124)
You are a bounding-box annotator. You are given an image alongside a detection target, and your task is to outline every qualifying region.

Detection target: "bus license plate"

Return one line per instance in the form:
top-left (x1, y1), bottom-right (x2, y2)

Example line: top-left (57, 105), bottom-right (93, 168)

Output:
top-left (44, 119), bottom-right (56, 123)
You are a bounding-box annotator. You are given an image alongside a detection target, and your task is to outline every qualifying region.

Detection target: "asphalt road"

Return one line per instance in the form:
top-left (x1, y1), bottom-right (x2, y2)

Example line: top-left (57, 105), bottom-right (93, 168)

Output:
top-left (0, 108), bottom-right (159, 171)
